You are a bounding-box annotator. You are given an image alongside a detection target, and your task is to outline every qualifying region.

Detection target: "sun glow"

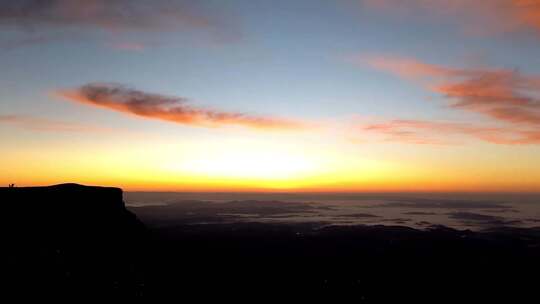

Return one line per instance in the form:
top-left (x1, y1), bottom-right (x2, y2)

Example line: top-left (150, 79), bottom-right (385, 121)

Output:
top-left (2, 131), bottom-right (540, 192)
top-left (183, 151), bottom-right (315, 179)
top-left (172, 143), bottom-right (320, 180)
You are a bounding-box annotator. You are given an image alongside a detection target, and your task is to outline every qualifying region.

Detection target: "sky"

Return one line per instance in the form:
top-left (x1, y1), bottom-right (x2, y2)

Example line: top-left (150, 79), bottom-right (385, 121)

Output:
top-left (1, 0), bottom-right (540, 192)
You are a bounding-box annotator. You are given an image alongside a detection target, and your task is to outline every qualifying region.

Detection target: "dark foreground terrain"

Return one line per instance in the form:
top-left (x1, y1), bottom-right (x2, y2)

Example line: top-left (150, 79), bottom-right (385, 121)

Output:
top-left (3, 184), bottom-right (540, 301)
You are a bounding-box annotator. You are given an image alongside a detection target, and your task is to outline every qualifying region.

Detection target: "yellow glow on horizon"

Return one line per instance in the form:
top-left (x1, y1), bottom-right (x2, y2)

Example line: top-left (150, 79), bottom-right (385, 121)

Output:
top-left (1, 131), bottom-right (540, 193)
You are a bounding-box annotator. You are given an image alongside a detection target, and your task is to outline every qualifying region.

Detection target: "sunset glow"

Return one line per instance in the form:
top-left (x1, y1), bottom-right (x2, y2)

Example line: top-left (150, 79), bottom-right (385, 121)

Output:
top-left (1, 0), bottom-right (540, 193)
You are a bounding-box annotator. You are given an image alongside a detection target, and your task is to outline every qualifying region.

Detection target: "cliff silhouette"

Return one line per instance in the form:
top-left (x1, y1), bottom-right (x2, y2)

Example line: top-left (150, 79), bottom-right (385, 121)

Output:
top-left (3, 184), bottom-right (148, 299)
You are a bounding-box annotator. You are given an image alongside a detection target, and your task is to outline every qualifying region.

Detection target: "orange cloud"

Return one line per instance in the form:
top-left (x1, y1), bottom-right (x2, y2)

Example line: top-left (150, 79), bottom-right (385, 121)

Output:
top-left (358, 54), bottom-right (540, 145)
top-left (362, 55), bottom-right (540, 128)
top-left (359, 54), bottom-right (449, 79)
top-left (434, 72), bottom-right (540, 127)
top-left (0, 114), bottom-right (109, 133)
top-left (363, 0), bottom-right (540, 36)
top-left (57, 83), bottom-right (306, 131)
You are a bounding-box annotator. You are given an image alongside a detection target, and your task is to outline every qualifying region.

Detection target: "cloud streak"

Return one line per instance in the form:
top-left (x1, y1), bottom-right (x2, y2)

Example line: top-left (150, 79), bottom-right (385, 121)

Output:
top-left (363, 119), bottom-right (540, 145)
top-left (0, 0), bottom-right (239, 48)
top-left (56, 83), bottom-right (306, 131)
top-left (0, 0), bottom-right (214, 31)
top-left (0, 114), bottom-right (109, 133)
top-left (363, 0), bottom-right (540, 36)
top-left (357, 54), bottom-right (540, 145)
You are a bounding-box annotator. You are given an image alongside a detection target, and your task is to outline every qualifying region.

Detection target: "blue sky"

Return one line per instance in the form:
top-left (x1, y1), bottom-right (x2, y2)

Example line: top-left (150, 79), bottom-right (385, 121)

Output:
top-left (3, 0), bottom-right (540, 123)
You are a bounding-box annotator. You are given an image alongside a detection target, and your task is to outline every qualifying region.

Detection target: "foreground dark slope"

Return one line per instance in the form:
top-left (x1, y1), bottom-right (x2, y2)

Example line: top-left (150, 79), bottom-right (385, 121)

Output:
top-left (3, 184), bottom-right (540, 301)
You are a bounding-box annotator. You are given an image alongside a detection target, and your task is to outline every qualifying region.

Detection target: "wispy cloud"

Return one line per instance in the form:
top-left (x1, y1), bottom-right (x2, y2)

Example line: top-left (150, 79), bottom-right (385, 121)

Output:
top-left (1, 0), bottom-right (214, 31)
top-left (56, 83), bottom-right (307, 131)
top-left (0, 0), bottom-right (239, 48)
top-left (355, 54), bottom-right (540, 145)
top-left (363, 119), bottom-right (540, 145)
top-left (109, 42), bottom-right (147, 52)
top-left (363, 0), bottom-right (540, 36)
top-left (0, 114), bottom-right (109, 133)
top-left (360, 55), bottom-right (448, 79)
